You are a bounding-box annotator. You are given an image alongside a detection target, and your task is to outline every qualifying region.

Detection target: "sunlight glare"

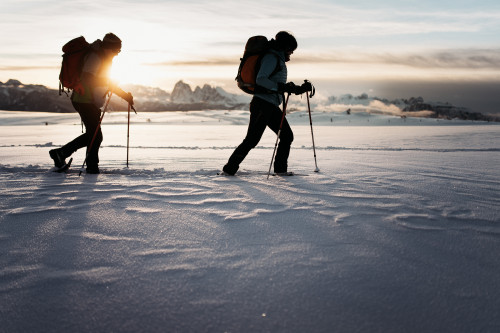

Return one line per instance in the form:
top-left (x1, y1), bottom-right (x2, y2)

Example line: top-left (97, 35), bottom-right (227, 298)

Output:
top-left (110, 54), bottom-right (157, 86)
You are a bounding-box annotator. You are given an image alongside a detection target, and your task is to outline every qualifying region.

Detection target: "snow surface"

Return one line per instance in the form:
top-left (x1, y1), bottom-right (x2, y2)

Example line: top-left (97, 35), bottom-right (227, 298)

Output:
top-left (1, 109), bottom-right (499, 333)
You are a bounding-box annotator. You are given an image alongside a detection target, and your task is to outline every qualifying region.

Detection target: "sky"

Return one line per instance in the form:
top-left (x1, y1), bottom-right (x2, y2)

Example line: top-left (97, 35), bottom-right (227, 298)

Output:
top-left (1, 0), bottom-right (499, 114)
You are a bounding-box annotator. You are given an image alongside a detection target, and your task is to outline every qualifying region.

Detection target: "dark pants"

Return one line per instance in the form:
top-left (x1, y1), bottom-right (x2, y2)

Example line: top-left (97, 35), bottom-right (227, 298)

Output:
top-left (223, 97), bottom-right (293, 174)
top-left (60, 101), bottom-right (102, 168)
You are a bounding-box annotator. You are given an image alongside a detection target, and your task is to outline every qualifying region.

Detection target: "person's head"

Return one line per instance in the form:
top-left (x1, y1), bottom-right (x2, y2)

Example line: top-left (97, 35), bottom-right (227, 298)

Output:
top-left (102, 33), bottom-right (122, 58)
top-left (275, 31), bottom-right (297, 62)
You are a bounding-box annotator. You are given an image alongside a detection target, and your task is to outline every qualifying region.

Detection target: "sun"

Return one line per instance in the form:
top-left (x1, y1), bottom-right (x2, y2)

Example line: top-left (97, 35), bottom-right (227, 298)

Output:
top-left (109, 53), bottom-right (157, 87)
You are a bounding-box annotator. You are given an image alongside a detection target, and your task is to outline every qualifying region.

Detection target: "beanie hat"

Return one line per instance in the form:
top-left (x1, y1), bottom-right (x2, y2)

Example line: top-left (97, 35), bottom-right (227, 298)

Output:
top-left (102, 33), bottom-right (122, 50)
top-left (275, 31), bottom-right (297, 52)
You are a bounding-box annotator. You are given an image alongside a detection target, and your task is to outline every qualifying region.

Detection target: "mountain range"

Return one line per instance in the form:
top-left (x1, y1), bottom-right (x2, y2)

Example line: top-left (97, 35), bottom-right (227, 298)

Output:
top-left (0, 79), bottom-right (497, 122)
top-left (0, 79), bottom-right (249, 113)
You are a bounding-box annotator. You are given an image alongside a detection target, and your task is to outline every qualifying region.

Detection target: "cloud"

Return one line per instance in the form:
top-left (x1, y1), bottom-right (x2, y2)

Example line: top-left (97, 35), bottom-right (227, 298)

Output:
top-left (378, 49), bottom-right (500, 69)
top-left (302, 99), bottom-right (404, 117)
top-left (147, 58), bottom-right (236, 67)
top-left (0, 65), bottom-right (58, 71)
top-left (293, 48), bottom-right (500, 69)
top-left (144, 48), bottom-right (500, 71)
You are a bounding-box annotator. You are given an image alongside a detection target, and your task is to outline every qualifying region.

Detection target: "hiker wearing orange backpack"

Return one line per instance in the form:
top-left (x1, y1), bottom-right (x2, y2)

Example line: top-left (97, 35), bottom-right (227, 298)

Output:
top-left (222, 31), bottom-right (312, 176)
top-left (51, 33), bottom-right (134, 174)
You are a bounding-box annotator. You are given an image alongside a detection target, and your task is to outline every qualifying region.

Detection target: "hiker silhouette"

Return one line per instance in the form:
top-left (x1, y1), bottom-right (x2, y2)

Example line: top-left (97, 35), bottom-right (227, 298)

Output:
top-left (51, 33), bottom-right (134, 174)
top-left (222, 31), bottom-right (313, 176)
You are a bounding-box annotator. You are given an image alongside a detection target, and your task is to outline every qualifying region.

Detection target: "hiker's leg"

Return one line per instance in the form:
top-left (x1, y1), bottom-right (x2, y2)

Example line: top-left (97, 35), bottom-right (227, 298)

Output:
top-left (61, 102), bottom-right (102, 167)
top-left (80, 103), bottom-right (102, 168)
top-left (223, 98), bottom-right (268, 174)
top-left (60, 102), bottom-right (89, 157)
top-left (267, 106), bottom-right (294, 173)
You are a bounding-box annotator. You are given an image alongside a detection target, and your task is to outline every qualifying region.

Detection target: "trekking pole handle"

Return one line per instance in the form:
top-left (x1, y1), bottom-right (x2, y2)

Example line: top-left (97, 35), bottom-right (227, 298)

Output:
top-left (304, 79), bottom-right (315, 98)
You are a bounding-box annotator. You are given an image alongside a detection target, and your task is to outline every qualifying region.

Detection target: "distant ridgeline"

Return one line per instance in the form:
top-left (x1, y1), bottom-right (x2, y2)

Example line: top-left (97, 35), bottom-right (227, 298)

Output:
top-left (0, 79), bottom-right (74, 113)
top-left (0, 79), bottom-right (498, 121)
top-left (0, 79), bottom-right (248, 113)
top-left (401, 97), bottom-right (494, 122)
top-left (327, 93), bottom-right (499, 122)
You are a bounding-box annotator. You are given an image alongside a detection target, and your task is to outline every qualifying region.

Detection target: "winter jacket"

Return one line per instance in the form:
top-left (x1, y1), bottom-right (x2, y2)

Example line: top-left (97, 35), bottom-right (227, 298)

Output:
top-left (71, 52), bottom-right (111, 108)
top-left (254, 49), bottom-right (287, 107)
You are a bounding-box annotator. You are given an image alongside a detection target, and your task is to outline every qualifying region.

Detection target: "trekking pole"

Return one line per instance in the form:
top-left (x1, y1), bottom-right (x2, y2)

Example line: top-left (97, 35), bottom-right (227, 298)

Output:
top-left (126, 103), bottom-right (130, 167)
top-left (78, 92), bottom-right (113, 176)
top-left (126, 103), bottom-right (136, 168)
top-left (305, 82), bottom-right (319, 172)
top-left (267, 93), bottom-right (290, 179)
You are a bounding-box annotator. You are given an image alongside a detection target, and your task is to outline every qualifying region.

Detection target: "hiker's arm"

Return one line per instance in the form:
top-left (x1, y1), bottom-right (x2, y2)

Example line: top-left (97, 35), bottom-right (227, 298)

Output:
top-left (81, 73), bottom-right (133, 105)
top-left (255, 54), bottom-right (280, 92)
top-left (109, 83), bottom-right (134, 105)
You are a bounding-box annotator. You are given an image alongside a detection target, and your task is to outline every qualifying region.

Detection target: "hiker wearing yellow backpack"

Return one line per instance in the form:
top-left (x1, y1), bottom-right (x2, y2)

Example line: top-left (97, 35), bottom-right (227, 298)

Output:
top-left (222, 31), bottom-right (313, 176)
top-left (51, 33), bottom-right (134, 174)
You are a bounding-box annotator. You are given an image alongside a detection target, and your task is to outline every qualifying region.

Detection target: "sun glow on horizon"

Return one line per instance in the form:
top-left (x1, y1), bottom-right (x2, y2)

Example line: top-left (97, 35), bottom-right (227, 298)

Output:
top-left (110, 54), bottom-right (158, 87)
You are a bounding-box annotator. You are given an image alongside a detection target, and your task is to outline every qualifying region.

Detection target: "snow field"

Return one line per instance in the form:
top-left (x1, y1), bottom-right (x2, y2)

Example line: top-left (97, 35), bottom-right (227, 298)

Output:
top-left (1, 110), bottom-right (499, 332)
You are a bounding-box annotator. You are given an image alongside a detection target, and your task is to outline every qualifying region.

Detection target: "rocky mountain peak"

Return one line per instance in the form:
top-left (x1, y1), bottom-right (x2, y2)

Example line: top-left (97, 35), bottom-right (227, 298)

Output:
top-left (170, 80), bottom-right (194, 103)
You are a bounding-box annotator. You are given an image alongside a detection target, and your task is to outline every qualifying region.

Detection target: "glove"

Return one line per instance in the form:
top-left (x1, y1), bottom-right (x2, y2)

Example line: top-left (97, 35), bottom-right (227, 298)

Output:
top-left (278, 82), bottom-right (297, 94)
top-left (294, 81), bottom-right (313, 95)
top-left (301, 81), bottom-right (313, 93)
top-left (124, 92), bottom-right (134, 106)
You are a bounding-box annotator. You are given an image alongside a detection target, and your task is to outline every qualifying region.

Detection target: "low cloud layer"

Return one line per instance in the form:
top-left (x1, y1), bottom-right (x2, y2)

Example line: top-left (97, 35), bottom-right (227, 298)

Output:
top-left (293, 49), bottom-right (500, 69)
top-left (146, 48), bottom-right (500, 71)
top-left (0, 65), bottom-right (57, 71)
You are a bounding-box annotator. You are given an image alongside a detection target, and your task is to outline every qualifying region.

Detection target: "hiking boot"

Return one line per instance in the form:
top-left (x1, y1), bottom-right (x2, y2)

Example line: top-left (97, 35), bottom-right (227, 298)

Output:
top-left (49, 149), bottom-right (66, 168)
top-left (222, 165), bottom-right (236, 176)
top-left (86, 166), bottom-right (100, 174)
top-left (274, 171), bottom-right (294, 176)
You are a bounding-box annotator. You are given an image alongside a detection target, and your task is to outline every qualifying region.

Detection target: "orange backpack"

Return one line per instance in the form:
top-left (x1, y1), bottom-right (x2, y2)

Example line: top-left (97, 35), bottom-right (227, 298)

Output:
top-left (236, 36), bottom-right (280, 94)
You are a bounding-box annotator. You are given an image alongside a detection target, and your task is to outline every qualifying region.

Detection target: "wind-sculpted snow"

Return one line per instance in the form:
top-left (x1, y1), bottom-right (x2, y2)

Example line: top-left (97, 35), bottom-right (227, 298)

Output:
top-left (0, 111), bottom-right (499, 332)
